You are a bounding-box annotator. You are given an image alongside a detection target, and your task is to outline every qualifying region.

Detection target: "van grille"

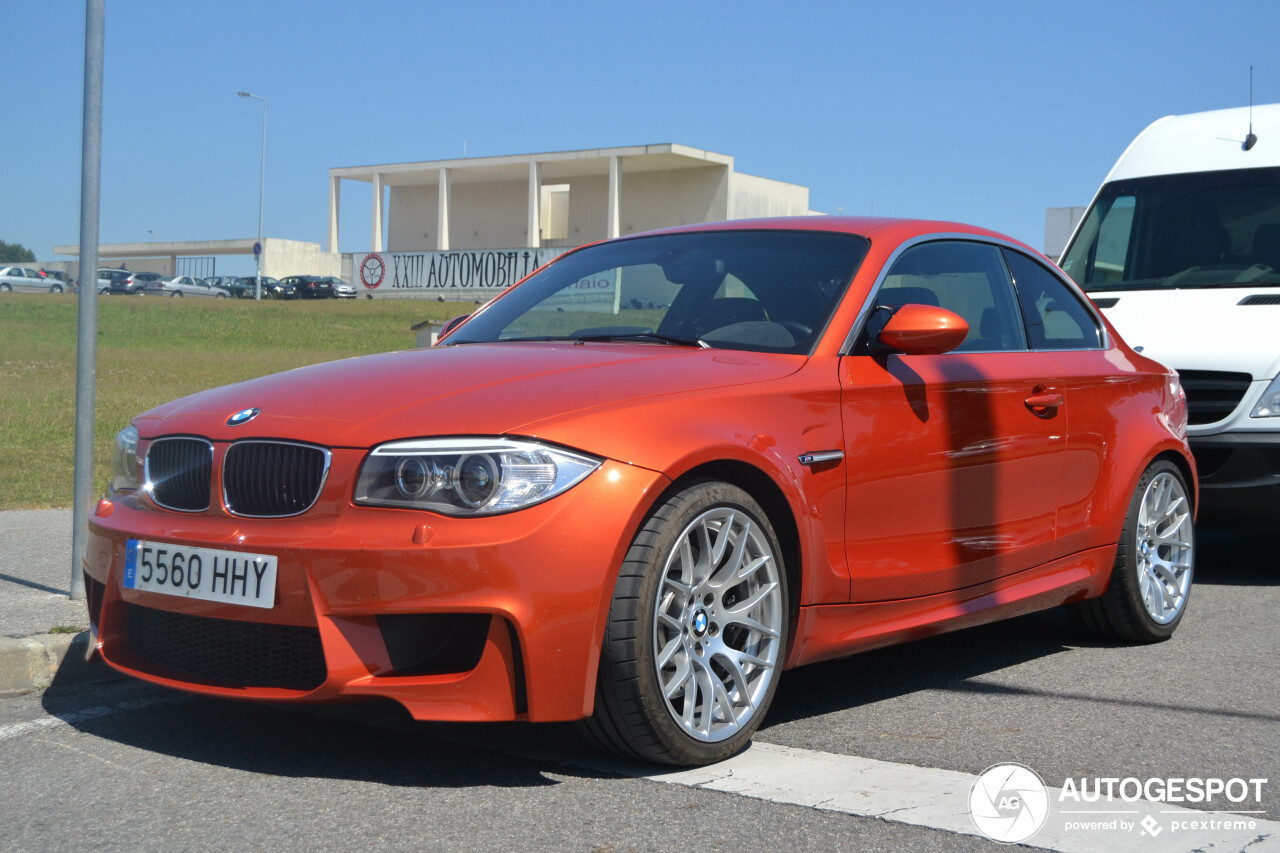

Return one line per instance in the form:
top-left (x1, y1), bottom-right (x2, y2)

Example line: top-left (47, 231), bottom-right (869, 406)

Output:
top-left (1177, 370), bottom-right (1253, 425)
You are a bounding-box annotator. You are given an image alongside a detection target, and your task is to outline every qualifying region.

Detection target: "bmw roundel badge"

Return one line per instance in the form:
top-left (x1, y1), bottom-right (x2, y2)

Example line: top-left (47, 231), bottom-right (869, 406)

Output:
top-left (227, 407), bottom-right (261, 427)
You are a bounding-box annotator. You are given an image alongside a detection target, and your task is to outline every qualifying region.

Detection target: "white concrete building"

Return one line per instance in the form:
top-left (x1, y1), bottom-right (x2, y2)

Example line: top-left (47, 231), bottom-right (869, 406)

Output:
top-left (52, 237), bottom-right (340, 281)
top-left (329, 143), bottom-right (817, 254)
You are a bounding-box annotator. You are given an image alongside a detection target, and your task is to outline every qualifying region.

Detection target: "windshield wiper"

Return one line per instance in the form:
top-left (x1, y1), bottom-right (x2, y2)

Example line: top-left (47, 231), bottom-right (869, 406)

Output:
top-left (570, 332), bottom-right (710, 348)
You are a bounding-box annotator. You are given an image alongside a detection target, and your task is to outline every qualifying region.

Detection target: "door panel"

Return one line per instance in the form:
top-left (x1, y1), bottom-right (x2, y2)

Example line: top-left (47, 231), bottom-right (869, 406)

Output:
top-left (841, 350), bottom-right (1065, 602)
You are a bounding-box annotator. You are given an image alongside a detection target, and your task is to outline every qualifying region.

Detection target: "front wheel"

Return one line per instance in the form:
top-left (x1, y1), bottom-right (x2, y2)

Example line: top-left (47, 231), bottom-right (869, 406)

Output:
top-left (0, 283), bottom-right (10, 292)
top-left (215, 292), bottom-right (227, 299)
top-left (585, 480), bottom-right (788, 766)
top-left (1073, 460), bottom-right (1194, 643)
top-left (49, 284), bottom-right (64, 293)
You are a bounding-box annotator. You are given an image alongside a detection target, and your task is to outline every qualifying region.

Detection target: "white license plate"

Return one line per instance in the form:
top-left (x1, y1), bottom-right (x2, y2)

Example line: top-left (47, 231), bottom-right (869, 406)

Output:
top-left (123, 539), bottom-right (277, 609)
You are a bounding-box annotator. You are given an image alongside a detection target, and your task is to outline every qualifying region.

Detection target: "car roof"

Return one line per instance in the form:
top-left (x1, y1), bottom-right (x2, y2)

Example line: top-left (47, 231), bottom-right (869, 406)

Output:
top-left (582, 215), bottom-right (1036, 257)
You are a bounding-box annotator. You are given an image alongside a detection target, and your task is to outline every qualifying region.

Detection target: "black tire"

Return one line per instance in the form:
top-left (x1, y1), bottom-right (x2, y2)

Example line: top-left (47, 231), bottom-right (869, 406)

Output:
top-left (1071, 460), bottom-right (1194, 643)
top-left (50, 284), bottom-right (64, 293)
top-left (583, 479), bottom-right (789, 766)
top-left (171, 291), bottom-right (183, 298)
top-left (0, 283), bottom-right (10, 292)
top-left (215, 292), bottom-right (227, 299)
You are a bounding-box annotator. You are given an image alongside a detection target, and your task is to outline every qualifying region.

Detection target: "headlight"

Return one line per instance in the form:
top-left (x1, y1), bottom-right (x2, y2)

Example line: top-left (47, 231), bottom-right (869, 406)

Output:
top-left (110, 425), bottom-right (140, 492)
top-left (354, 437), bottom-right (601, 515)
top-left (1252, 376), bottom-right (1280, 418)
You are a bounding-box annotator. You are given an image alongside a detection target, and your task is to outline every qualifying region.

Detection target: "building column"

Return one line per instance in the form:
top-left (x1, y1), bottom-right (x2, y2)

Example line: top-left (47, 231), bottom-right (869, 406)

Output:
top-left (371, 172), bottom-right (384, 251)
top-left (327, 175), bottom-right (341, 253)
top-left (437, 167), bottom-right (451, 250)
top-left (527, 160), bottom-right (541, 248)
top-left (607, 155), bottom-right (622, 239)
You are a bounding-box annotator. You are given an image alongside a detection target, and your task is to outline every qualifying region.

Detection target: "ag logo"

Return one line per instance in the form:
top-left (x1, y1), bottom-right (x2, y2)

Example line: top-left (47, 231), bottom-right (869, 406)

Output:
top-left (969, 763), bottom-right (1049, 843)
top-left (360, 253), bottom-right (385, 289)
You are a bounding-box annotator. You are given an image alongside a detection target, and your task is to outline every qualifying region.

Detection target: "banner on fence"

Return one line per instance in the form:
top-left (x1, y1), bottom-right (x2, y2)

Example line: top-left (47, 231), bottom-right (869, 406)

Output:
top-left (349, 248), bottom-right (570, 292)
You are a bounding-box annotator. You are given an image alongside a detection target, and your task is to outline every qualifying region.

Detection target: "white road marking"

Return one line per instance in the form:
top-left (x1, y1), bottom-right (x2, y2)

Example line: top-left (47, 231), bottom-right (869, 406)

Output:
top-left (642, 742), bottom-right (1280, 852)
top-left (0, 696), bottom-right (188, 743)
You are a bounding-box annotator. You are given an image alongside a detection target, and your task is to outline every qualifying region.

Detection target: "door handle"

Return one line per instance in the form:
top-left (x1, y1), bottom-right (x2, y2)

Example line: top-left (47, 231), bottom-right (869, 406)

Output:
top-left (1025, 391), bottom-right (1063, 415)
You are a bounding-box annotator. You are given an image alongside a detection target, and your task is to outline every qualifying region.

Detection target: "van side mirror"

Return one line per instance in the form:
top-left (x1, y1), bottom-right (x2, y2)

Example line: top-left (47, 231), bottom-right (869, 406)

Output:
top-left (876, 304), bottom-right (969, 355)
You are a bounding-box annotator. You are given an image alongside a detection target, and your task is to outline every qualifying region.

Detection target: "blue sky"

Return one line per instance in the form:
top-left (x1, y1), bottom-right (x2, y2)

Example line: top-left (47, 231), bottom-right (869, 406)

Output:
top-left (4, 0), bottom-right (1277, 274)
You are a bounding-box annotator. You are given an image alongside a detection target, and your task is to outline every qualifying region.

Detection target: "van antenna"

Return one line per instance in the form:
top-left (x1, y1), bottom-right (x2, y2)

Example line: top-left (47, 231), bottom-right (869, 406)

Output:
top-left (1244, 66), bottom-right (1258, 151)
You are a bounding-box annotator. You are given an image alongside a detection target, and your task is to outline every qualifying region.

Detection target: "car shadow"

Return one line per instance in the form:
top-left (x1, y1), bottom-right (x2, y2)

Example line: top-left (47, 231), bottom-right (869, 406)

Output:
top-left (1190, 527), bottom-right (1274, 586)
top-left (39, 679), bottom-right (580, 788)
top-left (761, 607), bottom-right (1082, 728)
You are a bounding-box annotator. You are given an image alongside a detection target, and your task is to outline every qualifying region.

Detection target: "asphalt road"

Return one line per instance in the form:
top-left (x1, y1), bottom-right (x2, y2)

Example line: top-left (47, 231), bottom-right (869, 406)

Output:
top-left (0, 528), bottom-right (1274, 851)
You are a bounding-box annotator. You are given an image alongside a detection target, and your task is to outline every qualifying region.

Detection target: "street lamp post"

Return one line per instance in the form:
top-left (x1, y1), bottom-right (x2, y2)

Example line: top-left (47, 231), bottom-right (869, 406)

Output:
top-left (237, 91), bottom-right (266, 300)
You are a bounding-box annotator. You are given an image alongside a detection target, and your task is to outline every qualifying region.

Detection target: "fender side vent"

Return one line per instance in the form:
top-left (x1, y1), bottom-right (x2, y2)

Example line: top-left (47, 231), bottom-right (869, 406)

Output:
top-left (1238, 294), bottom-right (1280, 306)
top-left (1090, 297), bottom-right (1120, 308)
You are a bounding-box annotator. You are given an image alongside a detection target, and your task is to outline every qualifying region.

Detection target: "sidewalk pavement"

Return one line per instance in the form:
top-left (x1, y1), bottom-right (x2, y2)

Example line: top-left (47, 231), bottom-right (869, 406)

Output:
top-left (0, 509), bottom-right (115, 695)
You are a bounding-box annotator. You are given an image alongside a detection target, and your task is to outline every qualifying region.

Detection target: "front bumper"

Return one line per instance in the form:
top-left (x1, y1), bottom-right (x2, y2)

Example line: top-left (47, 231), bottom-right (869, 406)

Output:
top-left (83, 458), bottom-right (667, 722)
top-left (1189, 433), bottom-right (1280, 522)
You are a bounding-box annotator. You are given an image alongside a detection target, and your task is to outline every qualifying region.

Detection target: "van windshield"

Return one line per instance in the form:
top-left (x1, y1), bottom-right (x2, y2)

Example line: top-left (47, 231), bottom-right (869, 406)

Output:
top-left (1060, 166), bottom-right (1280, 291)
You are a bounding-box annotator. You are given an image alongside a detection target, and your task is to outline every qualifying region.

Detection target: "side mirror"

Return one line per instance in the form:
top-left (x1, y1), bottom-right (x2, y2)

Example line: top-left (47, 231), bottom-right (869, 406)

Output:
top-left (876, 304), bottom-right (969, 355)
top-left (436, 313), bottom-right (471, 343)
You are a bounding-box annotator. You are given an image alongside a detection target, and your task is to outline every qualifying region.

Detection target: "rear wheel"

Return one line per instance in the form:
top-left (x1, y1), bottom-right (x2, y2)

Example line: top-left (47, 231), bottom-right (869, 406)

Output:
top-left (1073, 460), bottom-right (1194, 643)
top-left (215, 292), bottom-right (227, 299)
top-left (585, 480), bottom-right (788, 766)
top-left (171, 291), bottom-right (183, 298)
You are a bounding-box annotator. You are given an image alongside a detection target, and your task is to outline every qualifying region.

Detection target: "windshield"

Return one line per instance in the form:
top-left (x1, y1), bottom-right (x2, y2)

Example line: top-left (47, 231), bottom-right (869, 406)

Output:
top-left (1061, 167), bottom-right (1280, 292)
top-left (445, 231), bottom-right (868, 355)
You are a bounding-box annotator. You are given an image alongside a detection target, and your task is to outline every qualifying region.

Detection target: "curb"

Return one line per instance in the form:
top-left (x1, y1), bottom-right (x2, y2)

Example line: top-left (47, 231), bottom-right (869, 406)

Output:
top-left (0, 631), bottom-right (117, 695)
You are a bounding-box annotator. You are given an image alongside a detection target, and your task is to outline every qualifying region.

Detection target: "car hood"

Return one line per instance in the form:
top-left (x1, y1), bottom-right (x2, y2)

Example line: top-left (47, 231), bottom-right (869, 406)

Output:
top-left (134, 343), bottom-right (804, 452)
top-left (1095, 287), bottom-right (1280, 380)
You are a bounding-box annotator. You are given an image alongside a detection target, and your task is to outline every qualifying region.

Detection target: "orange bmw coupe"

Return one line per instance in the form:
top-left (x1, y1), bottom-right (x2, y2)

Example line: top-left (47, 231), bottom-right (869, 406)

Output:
top-left (84, 217), bottom-right (1196, 766)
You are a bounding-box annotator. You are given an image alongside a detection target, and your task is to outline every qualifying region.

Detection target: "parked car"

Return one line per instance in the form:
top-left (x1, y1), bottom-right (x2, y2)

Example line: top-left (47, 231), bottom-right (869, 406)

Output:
top-left (1059, 104), bottom-right (1280, 524)
top-left (232, 276), bottom-right (272, 298)
top-left (0, 266), bottom-right (66, 293)
top-left (128, 272), bottom-right (167, 295)
top-left (86, 217), bottom-right (1195, 767)
top-left (280, 274), bottom-right (333, 299)
top-left (96, 269), bottom-right (131, 294)
top-left (159, 276), bottom-right (231, 298)
top-left (319, 276), bottom-right (358, 298)
top-left (202, 276), bottom-right (252, 298)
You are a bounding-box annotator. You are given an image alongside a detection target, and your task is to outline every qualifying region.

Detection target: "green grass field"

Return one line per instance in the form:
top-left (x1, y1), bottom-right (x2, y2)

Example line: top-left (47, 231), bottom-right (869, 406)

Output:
top-left (0, 294), bottom-right (469, 510)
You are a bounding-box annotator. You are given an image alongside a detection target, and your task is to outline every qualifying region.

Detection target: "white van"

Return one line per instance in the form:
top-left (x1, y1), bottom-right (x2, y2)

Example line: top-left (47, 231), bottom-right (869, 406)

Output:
top-left (1059, 104), bottom-right (1280, 523)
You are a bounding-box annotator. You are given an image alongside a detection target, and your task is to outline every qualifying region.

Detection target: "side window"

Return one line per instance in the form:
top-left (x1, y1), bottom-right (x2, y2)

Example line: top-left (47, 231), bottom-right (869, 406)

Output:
top-left (875, 241), bottom-right (1026, 352)
top-left (1002, 249), bottom-right (1104, 349)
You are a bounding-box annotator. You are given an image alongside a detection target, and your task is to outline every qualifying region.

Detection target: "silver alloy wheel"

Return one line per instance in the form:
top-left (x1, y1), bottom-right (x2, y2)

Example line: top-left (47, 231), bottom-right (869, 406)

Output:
top-left (1136, 471), bottom-right (1194, 624)
top-left (652, 507), bottom-right (783, 742)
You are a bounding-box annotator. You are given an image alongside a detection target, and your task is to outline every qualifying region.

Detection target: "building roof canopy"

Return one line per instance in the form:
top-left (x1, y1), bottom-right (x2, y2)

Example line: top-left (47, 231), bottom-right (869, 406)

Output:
top-left (330, 143), bottom-right (735, 186)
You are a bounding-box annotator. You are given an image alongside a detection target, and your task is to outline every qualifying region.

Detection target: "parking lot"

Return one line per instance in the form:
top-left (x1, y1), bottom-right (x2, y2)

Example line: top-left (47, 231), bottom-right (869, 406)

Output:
top-left (1, 517), bottom-right (1274, 851)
